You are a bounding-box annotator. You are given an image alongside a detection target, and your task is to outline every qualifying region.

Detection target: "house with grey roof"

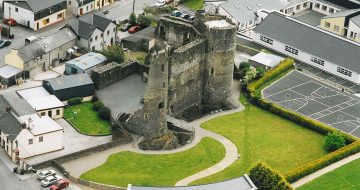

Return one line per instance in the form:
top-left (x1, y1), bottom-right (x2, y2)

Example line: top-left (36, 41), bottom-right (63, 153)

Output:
top-left (209, 0), bottom-right (352, 36)
top-left (347, 14), bottom-right (360, 43)
top-left (3, 0), bottom-right (67, 30)
top-left (66, 12), bottom-right (117, 51)
top-left (320, 9), bottom-right (360, 36)
top-left (67, 0), bottom-right (95, 17)
top-left (4, 28), bottom-right (76, 77)
top-left (253, 12), bottom-right (360, 84)
top-left (43, 73), bottom-right (95, 101)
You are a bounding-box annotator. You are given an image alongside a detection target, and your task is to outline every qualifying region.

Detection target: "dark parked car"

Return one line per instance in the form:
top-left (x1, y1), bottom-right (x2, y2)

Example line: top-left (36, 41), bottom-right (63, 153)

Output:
top-left (121, 22), bottom-right (133, 31)
top-left (128, 25), bottom-right (141, 34)
top-left (181, 14), bottom-right (190, 20)
top-left (0, 40), bottom-right (11, 48)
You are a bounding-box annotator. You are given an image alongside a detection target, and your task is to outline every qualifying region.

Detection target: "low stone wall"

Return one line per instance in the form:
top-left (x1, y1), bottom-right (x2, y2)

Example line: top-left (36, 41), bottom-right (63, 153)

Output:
top-left (68, 175), bottom-right (127, 190)
top-left (91, 61), bottom-right (149, 90)
top-left (236, 44), bottom-right (260, 56)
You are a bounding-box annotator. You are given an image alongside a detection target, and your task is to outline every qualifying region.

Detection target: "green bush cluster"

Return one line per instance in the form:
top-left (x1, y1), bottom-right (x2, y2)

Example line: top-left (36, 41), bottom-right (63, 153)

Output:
top-left (285, 141), bottom-right (360, 182)
top-left (249, 162), bottom-right (293, 190)
top-left (98, 106), bottom-right (111, 121)
top-left (68, 97), bottom-right (83, 106)
top-left (93, 101), bottom-right (104, 111)
top-left (325, 132), bottom-right (346, 152)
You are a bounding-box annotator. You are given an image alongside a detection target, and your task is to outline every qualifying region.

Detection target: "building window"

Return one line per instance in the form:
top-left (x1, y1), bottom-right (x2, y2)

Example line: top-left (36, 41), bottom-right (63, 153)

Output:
top-left (41, 112), bottom-right (46, 116)
top-left (57, 13), bottom-right (63, 19)
top-left (28, 139), bottom-right (33, 145)
top-left (95, 36), bottom-right (98, 40)
top-left (56, 109), bottom-right (60, 116)
top-left (322, 5), bottom-right (327, 11)
top-left (87, 6), bottom-right (89, 11)
top-left (39, 136), bottom-right (43, 142)
top-left (310, 57), bottom-right (325, 66)
top-left (324, 22), bottom-right (330, 28)
top-left (43, 18), bottom-right (50, 25)
top-left (350, 31), bottom-right (354, 38)
top-left (69, 1), bottom-right (71, 5)
top-left (260, 35), bottom-right (273, 45)
top-left (90, 37), bottom-right (93, 42)
top-left (101, 33), bottom-right (104, 37)
top-left (15, 7), bottom-right (18, 12)
top-left (296, 5), bottom-right (300, 10)
top-left (161, 64), bottom-right (165, 72)
top-left (334, 25), bottom-right (340, 32)
top-left (248, 20), bottom-right (253, 26)
top-left (158, 102), bottom-right (164, 109)
top-left (329, 8), bottom-right (334, 13)
top-left (92, 46), bottom-right (95, 51)
top-left (107, 30), bottom-right (110, 35)
top-left (240, 23), bottom-right (245, 28)
top-left (284, 45), bottom-right (298, 55)
top-left (144, 113), bottom-right (149, 119)
top-left (303, 2), bottom-right (308, 7)
top-left (337, 67), bottom-right (352, 77)
top-left (91, 4), bottom-right (93, 9)
top-left (210, 67), bottom-right (215, 76)
top-left (315, 3), bottom-right (320, 8)
top-left (113, 28), bottom-right (116, 32)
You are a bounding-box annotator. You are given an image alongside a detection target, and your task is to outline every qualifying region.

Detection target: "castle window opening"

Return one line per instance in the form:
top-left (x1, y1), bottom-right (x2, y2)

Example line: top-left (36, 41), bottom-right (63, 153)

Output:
top-left (159, 102), bottom-right (164, 109)
top-left (161, 64), bottom-right (165, 72)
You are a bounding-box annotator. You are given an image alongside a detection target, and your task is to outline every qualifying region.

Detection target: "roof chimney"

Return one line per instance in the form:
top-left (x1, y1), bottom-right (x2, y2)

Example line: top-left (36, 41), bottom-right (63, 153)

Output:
top-left (6, 106), bottom-right (11, 113)
top-left (21, 123), bottom-right (27, 129)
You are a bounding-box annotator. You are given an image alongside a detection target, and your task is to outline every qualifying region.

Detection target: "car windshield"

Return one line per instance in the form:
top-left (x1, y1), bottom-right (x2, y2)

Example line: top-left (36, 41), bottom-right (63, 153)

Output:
top-left (41, 171), bottom-right (49, 175)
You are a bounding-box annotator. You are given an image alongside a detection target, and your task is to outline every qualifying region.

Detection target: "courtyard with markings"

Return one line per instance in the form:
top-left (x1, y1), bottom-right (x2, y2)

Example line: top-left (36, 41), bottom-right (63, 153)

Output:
top-left (263, 71), bottom-right (360, 138)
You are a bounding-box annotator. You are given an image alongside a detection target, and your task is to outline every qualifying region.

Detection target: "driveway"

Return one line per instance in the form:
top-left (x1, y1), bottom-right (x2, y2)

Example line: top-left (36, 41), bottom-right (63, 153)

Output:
top-left (25, 119), bottom-right (112, 166)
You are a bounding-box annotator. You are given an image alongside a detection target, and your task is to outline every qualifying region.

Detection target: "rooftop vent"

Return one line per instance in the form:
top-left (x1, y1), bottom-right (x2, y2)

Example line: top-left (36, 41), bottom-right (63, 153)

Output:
top-left (247, 7), bottom-right (252, 10)
top-left (234, 5), bottom-right (239, 9)
top-left (257, 4), bottom-right (261, 7)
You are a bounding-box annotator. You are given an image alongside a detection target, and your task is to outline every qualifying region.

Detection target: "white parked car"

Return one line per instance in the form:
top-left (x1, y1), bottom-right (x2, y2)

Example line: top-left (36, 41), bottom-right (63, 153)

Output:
top-left (37, 169), bottom-right (56, 180)
top-left (155, 0), bottom-right (165, 7)
top-left (41, 175), bottom-right (62, 187)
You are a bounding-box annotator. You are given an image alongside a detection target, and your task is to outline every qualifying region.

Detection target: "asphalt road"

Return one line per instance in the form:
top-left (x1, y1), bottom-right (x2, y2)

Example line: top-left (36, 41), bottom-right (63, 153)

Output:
top-left (0, 159), bottom-right (37, 190)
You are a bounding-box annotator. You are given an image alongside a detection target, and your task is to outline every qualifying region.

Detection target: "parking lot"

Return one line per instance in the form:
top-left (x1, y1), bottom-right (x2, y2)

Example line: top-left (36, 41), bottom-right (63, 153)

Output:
top-left (263, 71), bottom-right (360, 138)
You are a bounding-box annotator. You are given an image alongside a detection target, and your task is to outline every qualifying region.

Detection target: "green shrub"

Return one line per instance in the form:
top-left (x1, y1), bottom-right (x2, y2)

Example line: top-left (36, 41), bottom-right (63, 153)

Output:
top-left (98, 106), bottom-right (111, 121)
top-left (129, 12), bottom-right (137, 24)
top-left (239, 62), bottom-right (251, 70)
top-left (286, 141), bottom-right (360, 182)
top-left (325, 132), bottom-right (346, 152)
top-left (93, 101), bottom-right (104, 111)
top-left (68, 97), bottom-right (83, 106)
top-left (91, 96), bottom-right (98, 103)
top-left (255, 67), bottom-right (265, 79)
top-left (250, 162), bottom-right (293, 190)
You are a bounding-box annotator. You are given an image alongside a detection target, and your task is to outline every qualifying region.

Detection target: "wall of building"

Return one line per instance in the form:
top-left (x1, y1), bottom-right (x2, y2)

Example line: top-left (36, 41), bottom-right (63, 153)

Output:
top-left (94, 0), bottom-right (113, 10)
top-left (0, 130), bottom-right (14, 160)
top-left (253, 32), bottom-right (360, 84)
top-left (347, 21), bottom-right (360, 42)
top-left (320, 17), bottom-right (346, 36)
top-left (34, 9), bottom-right (66, 31)
top-left (52, 85), bottom-right (95, 101)
top-left (16, 129), bottom-right (63, 159)
top-left (89, 28), bottom-right (105, 51)
top-left (38, 107), bottom-right (64, 119)
top-left (312, 0), bottom-right (341, 15)
top-left (3, 2), bottom-right (34, 27)
top-left (68, 0), bottom-right (95, 16)
top-left (5, 49), bottom-right (25, 70)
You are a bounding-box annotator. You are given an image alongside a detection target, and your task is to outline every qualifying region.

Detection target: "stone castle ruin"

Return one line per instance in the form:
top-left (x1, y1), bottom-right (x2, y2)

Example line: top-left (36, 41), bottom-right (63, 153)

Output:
top-left (93, 11), bottom-right (237, 150)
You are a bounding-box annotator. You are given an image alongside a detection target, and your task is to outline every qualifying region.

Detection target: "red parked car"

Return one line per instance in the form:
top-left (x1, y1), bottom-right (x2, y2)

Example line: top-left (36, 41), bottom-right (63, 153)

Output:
top-left (128, 25), bottom-right (141, 34)
top-left (49, 179), bottom-right (70, 190)
top-left (2, 18), bottom-right (17, 26)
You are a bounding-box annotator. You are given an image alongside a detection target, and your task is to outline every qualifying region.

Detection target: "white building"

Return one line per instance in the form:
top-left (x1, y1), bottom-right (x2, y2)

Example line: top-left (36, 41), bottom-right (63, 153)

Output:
top-left (3, 0), bottom-right (67, 31)
top-left (347, 15), bottom-right (360, 43)
top-left (67, 12), bottom-right (117, 51)
top-left (17, 87), bottom-right (65, 119)
top-left (65, 52), bottom-right (107, 75)
top-left (67, 0), bottom-right (95, 17)
top-left (210, 0), bottom-right (355, 36)
top-left (253, 12), bottom-right (360, 84)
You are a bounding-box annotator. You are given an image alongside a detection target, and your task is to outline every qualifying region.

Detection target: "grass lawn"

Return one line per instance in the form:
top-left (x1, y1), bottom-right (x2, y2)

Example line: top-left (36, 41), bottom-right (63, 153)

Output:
top-left (181, 0), bottom-right (204, 10)
top-left (64, 102), bottom-right (111, 135)
top-left (191, 95), bottom-right (328, 185)
top-left (80, 137), bottom-right (225, 187)
top-left (125, 51), bottom-right (147, 63)
top-left (298, 158), bottom-right (360, 190)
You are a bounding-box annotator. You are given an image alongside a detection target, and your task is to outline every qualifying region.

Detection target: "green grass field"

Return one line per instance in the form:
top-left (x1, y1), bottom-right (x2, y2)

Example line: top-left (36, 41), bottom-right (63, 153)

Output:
top-left (64, 102), bottom-right (111, 135)
top-left (181, 0), bottom-right (204, 10)
top-left (298, 158), bottom-right (360, 190)
top-left (80, 137), bottom-right (225, 187)
top-left (191, 95), bottom-right (328, 185)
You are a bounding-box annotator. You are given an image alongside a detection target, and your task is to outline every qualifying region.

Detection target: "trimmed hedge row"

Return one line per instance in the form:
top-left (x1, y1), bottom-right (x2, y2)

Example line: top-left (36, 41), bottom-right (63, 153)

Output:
top-left (250, 162), bottom-right (293, 190)
top-left (68, 97), bottom-right (83, 106)
top-left (285, 141), bottom-right (360, 182)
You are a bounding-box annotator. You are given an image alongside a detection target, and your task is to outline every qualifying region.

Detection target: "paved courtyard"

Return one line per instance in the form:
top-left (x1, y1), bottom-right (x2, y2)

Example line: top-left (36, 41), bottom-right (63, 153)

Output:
top-left (96, 74), bottom-right (146, 119)
top-left (293, 10), bottom-right (325, 26)
top-left (263, 71), bottom-right (360, 138)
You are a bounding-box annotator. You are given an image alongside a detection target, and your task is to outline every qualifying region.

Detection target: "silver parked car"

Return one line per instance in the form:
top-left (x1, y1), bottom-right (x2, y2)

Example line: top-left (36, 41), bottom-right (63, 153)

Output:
top-left (41, 175), bottom-right (62, 187)
top-left (37, 169), bottom-right (56, 180)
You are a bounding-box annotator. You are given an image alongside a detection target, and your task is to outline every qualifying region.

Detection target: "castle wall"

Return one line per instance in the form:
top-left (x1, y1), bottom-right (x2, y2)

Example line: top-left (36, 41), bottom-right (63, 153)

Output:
top-left (168, 39), bottom-right (206, 116)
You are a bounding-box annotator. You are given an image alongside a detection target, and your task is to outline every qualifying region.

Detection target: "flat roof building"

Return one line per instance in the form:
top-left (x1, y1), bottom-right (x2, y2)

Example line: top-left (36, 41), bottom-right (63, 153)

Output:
top-left (65, 52), bottom-right (107, 75)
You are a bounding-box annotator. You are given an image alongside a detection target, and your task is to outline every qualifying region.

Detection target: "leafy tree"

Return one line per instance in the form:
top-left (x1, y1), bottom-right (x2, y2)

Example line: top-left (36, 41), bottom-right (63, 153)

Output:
top-left (138, 14), bottom-right (152, 28)
top-left (255, 67), bottom-right (265, 79)
top-left (239, 62), bottom-right (251, 70)
top-left (325, 132), bottom-right (346, 152)
top-left (101, 44), bottom-right (125, 63)
top-left (242, 66), bottom-right (257, 84)
top-left (129, 12), bottom-right (137, 24)
top-left (93, 101), bottom-right (104, 111)
top-left (98, 106), bottom-right (111, 121)
top-left (249, 162), bottom-right (293, 190)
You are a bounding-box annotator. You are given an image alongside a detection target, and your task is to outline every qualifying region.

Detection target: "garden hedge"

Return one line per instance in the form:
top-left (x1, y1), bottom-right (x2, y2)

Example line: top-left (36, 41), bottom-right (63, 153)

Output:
top-left (93, 101), bottom-right (104, 111)
top-left (250, 162), bottom-right (293, 190)
top-left (98, 106), bottom-right (111, 121)
top-left (68, 97), bottom-right (83, 106)
top-left (285, 141), bottom-right (360, 182)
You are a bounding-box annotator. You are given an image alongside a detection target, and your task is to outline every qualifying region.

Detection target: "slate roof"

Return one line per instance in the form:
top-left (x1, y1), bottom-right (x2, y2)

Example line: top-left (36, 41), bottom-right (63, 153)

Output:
top-left (0, 112), bottom-right (22, 141)
top-left (68, 12), bottom-right (113, 39)
top-left (254, 12), bottom-right (360, 73)
top-left (76, 0), bottom-right (93, 6)
top-left (5, 0), bottom-right (66, 13)
top-left (1, 92), bottom-right (36, 116)
top-left (350, 14), bottom-right (360, 27)
top-left (130, 175), bottom-right (257, 190)
top-left (16, 28), bottom-right (76, 63)
top-left (0, 65), bottom-right (22, 79)
top-left (44, 73), bottom-right (94, 91)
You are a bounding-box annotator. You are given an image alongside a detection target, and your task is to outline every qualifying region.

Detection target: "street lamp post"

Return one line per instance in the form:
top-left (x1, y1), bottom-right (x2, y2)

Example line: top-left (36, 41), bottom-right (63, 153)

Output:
top-left (132, 0), bottom-right (135, 13)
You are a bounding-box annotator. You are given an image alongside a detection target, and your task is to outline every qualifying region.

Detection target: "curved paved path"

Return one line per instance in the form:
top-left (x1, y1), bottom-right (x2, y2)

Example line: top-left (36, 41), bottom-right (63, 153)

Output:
top-left (292, 152), bottom-right (360, 188)
top-left (62, 81), bottom-right (243, 186)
